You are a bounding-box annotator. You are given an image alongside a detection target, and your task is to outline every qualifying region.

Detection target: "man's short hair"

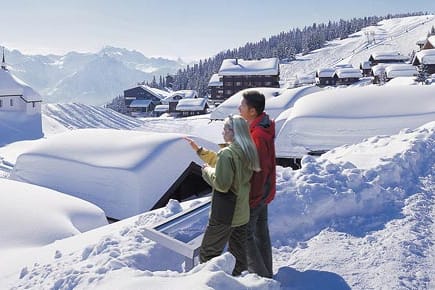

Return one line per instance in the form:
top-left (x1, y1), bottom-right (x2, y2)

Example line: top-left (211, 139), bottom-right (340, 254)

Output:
top-left (242, 90), bottom-right (265, 115)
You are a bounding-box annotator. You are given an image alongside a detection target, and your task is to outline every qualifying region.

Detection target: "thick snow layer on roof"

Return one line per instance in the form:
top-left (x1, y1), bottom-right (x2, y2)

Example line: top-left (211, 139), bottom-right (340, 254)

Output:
top-left (208, 73), bottom-right (222, 86)
top-left (370, 51), bottom-right (408, 61)
top-left (426, 35), bottom-right (435, 47)
top-left (210, 86), bottom-right (321, 120)
top-left (0, 69), bottom-right (41, 101)
top-left (275, 85), bottom-right (435, 157)
top-left (10, 129), bottom-right (218, 219)
top-left (0, 178), bottom-right (107, 251)
top-left (218, 58), bottom-right (279, 76)
top-left (371, 63), bottom-right (387, 76)
top-left (385, 76), bottom-right (418, 86)
top-left (316, 68), bottom-right (336, 78)
top-left (334, 68), bottom-right (363, 78)
top-left (413, 49), bottom-right (435, 65)
top-left (176, 98), bottom-right (207, 111)
top-left (129, 99), bottom-right (152, 107)
top-left (154, 104), bottom-right (169, 112)
top-left (385, 64), bottom-right (417, 78)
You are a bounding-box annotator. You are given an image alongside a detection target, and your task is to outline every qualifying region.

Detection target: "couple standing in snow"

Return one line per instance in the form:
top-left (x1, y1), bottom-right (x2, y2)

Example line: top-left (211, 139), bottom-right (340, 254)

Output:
top-left (185, 90), bottom-right (276, 278)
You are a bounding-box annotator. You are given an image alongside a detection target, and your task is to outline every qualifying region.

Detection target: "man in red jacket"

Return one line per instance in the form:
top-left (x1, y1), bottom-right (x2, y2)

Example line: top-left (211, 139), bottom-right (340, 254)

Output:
top-left (239, 90), bottom-right (276, 278)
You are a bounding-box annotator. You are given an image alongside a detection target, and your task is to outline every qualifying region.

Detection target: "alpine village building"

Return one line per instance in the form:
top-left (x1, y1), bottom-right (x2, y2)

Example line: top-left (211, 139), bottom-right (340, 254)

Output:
top-left (208, 58), bottom-right (280, 104)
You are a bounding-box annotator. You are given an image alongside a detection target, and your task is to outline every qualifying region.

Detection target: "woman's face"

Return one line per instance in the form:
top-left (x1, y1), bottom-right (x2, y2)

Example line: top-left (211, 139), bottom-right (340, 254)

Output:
top-left (222, 125), bottom-right (234, 143)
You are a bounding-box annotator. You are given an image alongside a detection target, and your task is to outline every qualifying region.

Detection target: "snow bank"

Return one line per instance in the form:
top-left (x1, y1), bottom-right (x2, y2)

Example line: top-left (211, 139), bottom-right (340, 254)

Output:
top-left (10, 129), bottom-right (218, 220)
top-left (210, 86), bottom-right (321, 120)
top-left (0, 112), bottom-right (43, 146)
top-left (0, 178), bottom-right (107, 251)
top-left (276, 85), bottom-right (435, 157)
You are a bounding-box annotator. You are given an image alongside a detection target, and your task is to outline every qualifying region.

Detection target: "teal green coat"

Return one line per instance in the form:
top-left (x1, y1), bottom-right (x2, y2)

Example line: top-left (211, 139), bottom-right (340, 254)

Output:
top-left (198, 142), bottom-right (252, 227)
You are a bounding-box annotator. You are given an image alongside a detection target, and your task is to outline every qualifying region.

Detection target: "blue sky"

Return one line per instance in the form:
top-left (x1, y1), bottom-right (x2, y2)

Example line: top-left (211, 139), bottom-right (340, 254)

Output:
top-left (2, 0), bottom-right (434, 61)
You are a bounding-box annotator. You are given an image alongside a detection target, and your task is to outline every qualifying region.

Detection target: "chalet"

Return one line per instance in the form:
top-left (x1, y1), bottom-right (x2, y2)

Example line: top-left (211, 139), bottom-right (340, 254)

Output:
top-left (124, 85), bottom-right (169, 117)
top-left (368, 51), bottom-right (408, 66)
top-left (162, 90), bottom-right (198, 113)
top-left (360, 61), bottom-right (372, 77)
top-left (218, 58), bottom-right (280, 99)
top-left (384, 64), bottom-right (418, 81)
top-left (207, 73), bottom-right (223, 104)
top-left (412, 49), bottom-right (435, 74)
top-left (333, 68), bottom-right (362, 85)
top-left (176, 98), bottom-right (208, 117)
top-left (315, 68), bottom-right (336, 86)
top-left (422, 36), bottom-right (435, 50)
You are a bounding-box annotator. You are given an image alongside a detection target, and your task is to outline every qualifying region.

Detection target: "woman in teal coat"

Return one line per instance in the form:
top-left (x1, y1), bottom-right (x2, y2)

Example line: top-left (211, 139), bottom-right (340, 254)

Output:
top-left (185, 115), bottom-right (260, 276)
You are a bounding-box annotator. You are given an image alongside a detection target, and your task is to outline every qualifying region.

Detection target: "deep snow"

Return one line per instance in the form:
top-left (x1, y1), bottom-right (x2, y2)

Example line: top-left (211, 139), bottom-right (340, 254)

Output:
top-left (0, 14), bottom-right (435, 290)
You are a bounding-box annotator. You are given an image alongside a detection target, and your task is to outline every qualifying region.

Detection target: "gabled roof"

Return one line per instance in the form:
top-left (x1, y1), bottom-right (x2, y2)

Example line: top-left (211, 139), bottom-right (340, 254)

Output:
top-left (176, 98), bottom-right (208, 111)
top-left (412, 49), bottom-right (435, 65)
top-left (218, 58), bottom-right (279, 76)
top-left (369, 51), bottom-right (408, 62)
top-left (316, 68), bottom-right (335, 78)
top-left (371, 64), bottom-right (387, 76)
top-left (129, 99), bottom-right (152, 108)
top-left (0, 68), bottom-right (42, 102)
top-left (422, 35), bottom-right (435, 49)
top-left (360, 61), bottom-right (371, 70)
top-left (334, 68), bottom-right (362, 79)
top-left (154, 104), bottom-right (169, 112)
top-left (125, 85), bottom-right (170, 100)
top-left (208, 73), bottom-right (222, 87)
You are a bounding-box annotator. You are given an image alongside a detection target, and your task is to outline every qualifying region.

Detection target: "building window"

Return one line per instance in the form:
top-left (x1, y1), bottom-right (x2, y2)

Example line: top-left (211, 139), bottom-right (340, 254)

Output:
top-left (10, 99), bottom-right (13, 106)
top-left (225, 90), bottom-right (232, 95)
top-left (0, 99), bottom-right (2, 107)
top-left (235, 81), bottom-right (242, 86)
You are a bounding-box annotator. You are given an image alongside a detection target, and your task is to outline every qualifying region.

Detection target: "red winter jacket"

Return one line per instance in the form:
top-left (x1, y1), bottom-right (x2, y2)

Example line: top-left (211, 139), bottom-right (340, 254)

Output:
top-left (249, 112), bottom-right (276, 208)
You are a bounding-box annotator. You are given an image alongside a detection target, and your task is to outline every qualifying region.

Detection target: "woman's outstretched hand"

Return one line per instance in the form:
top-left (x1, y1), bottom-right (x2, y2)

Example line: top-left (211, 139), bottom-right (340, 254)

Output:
top-left (184, 137), bottom-right (200, 152)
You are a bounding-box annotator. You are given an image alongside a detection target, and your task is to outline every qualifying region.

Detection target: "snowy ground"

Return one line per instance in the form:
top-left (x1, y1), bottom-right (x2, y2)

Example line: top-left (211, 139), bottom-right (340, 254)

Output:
top-left (0, 15), bottom-right (435, 290)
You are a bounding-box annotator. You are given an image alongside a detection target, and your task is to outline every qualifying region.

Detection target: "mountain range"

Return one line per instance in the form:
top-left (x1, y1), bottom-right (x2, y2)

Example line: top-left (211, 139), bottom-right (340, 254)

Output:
top-left (4, 46), bottom-right (186, 105)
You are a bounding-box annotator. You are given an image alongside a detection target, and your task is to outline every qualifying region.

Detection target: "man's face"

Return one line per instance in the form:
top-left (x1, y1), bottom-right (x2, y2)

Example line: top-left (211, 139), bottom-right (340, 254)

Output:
top-left (239, 98), bottom-right (254, 121)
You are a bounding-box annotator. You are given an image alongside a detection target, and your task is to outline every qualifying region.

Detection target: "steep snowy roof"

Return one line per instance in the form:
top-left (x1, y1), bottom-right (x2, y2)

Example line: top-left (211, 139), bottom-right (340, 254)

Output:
top-left (371, 63), bottom-right (387, 76)
top-left (422, 35), bottom-right (435, 49)
top-left (176, 98), bottom-right (207, 111)
top-left (218, 58), bottom-right (279, 76)
top-left (0, 69), bottom-right (42, 101)
top-left (208, 73), bottom-right (222, 87)
top-left (334, 68), bottom-right (363, 78)
top-left (10, 129), bottom-right (218, 220)
top-left (275, 85), bottom-right (435, 157)
top-left (412, 49), bottom-right (435, 65)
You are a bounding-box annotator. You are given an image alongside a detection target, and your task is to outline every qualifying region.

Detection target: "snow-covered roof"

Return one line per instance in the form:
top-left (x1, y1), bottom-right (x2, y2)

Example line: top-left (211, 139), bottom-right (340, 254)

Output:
top-left (10, 129), bottom-right (218, 220)
top-left (163, 90), bottom-right (198, 103)
top-left (275, 85), bottom-right (435, 157)
top-left (371, 63), bottom-right (387, 76)
top-left (385, 64), bottom-right (417, 78)
top-left (422, 35), bottom-right (435, 49)
top-left (0, 69), bottom-right (42, 101)
top-left (125, 85), bottom-right (170, 100)
top-left (0, 178), bottom-right (107, 250)
top-left (176, 98), bottom-right (207, 111)
top-left (369, 51), bottom-right (409, 62)
top-left (360, 61), bottom-right (371, 70)
top-left (210, 86), bottom-right (322, 121)
top-left (334, 68), bottom-right (362, 78)
top-left (412, 49), bottom-right (435, 65)
top-left (129, 99), bottom-right (152, 108)
top-left (416, 38), bottom-right (427, 45)
top-left (316, 68), bottom-right (335, 78)
top-left (154, 104), bottom-right (169, 112)
top-left (218, 58), bottom-right (279, 76)
top-left (208, 73), bottom-right (222, 87)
